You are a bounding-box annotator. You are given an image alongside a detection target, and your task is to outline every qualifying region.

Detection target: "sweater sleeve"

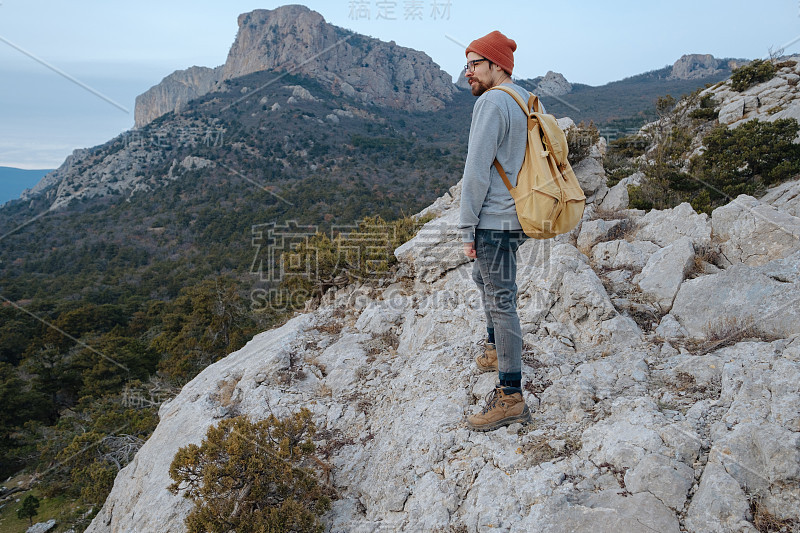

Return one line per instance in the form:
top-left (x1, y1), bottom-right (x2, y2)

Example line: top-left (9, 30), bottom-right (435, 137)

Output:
top-left (458, 98), bottom-right (508, 243)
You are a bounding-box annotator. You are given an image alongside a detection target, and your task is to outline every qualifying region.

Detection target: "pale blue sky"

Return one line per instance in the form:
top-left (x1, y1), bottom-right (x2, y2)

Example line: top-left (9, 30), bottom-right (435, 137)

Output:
top-left (1, 0), bottom-right (798, 169)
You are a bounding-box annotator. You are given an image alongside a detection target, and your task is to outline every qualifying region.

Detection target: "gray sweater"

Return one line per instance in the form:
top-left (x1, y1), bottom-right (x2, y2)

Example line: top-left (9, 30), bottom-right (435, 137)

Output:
top-left (459, 83), bottom-right (540, 243)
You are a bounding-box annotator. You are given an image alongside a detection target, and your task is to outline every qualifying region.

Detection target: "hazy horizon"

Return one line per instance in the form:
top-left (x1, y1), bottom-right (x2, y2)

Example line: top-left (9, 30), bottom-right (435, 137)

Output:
top-left (2, 0), bottom-right (797, 169)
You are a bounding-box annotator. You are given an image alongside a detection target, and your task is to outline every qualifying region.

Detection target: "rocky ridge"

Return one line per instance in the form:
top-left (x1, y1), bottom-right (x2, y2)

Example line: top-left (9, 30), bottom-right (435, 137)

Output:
top-left (134, 5), bottom-right (458, 128)
top-left (134, 66), bottom-right (223, 130)
top-left (677, 55), bottom-right (800, 133)
top-left (713, 56), bottom-right (800, 126)
top-left (19, 115), bottom-right (226, 210)
top-left (526, 71), bottom-right (573, 97)
top-left (600, 55), bottom-right (800, 215)
top-left (87, 128), bottom-right (800, 532)
top-left (669, 54), bottom-right (744, 81)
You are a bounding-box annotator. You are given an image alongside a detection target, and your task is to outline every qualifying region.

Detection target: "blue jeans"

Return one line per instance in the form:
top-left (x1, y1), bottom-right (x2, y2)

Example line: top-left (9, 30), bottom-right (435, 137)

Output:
top-left (472, 228), bottom-right (526, 383)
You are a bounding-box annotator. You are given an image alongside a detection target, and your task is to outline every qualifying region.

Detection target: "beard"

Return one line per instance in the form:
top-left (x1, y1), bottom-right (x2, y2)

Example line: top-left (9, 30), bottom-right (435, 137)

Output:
top-left (469, 78), bottom-right (490, 97)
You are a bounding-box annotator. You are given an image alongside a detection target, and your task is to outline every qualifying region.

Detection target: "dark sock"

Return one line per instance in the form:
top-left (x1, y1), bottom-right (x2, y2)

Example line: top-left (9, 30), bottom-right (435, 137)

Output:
top-left (500, 379), bottom-right (521, 389)
top-left (487, 327), bottom-right (495, 344)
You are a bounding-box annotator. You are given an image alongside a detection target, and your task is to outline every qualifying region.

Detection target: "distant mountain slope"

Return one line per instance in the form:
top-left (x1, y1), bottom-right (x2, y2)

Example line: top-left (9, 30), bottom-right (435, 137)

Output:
top-left (135, 5), bottom-right (458, 128)
top-left (0, 67), bottom-right (473, 301)
top-left (505, 55), bottom-right (747, 136)
top-left (530, 65), bottom-right (732, 134)
top-left (0, 167), bottom-right (53, 205)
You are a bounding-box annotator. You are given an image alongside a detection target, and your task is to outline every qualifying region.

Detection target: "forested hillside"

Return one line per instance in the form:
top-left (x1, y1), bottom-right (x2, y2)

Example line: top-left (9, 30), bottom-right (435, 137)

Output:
top-left (0, 69), bottom-right (473, 530)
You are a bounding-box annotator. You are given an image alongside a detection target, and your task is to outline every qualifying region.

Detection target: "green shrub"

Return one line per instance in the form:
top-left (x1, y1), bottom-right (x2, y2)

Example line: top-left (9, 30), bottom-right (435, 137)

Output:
top-left (603, 135), bottom-right (648, 187)
top-left (632, 118), bottom-right (800, 214)
top-left (694, 118), bottom-right (800, 200)
top-left (689, 95), bottom-right (719, 121)
top-left (279, 213), bottom-right (432, 301)
top-left (628, 165), bottom-right (687, 211)
top-left (689, 107), bottom-right (719, 121)
top-left (567, 122), bottom-right (600, 165)
top-left (169, 409), bottom-right (334, 533)
top-left (730, 59), bottom-right (776, 92)
top-left (607, 135), bottom-right (648, 159)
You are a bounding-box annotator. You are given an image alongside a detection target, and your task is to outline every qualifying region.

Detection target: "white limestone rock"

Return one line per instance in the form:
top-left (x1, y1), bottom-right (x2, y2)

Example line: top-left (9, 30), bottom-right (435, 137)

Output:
top-left (394, 207), bottom-right (467, 283)
top-left (634, 202), bottom-right (711, 247)
top-left (526, 490), bottom-right (680, 533)
top-left (576, 218), bottom-right (626, 253)
top-left (712, 194), bottom-right (800, 266)
top-left (761, 178), bottom-right (800, 217)
top-left (86, 314), bottom-right (316, 533)
top-left (572, 156), bottom-right (606, 197)
top-left (26, 520), bottom-right (57, 533)
top-left (416, 181), bottom-right (460, 219)
top-left (711, 422), bottom-right (800, 497)
top-left (179, 155), bottom-right (213, 171)
top-left (633, 237), bottom-right (695, 312)
top-left (354, 299), bottom-right (407, 335)
top-left (283, 85), bottom-right (317, 101)
top-left (87, 180), bottom-right (800, 533)
top-left (715, 59), bottom-right (800, 127)
top-left (685, 463), bottom-right (756, 533)
top-left (532, 71), bottom-right (573, 97)
top-left (591, 239), bottom-right (660, 270)
top-left (581, 398), bottom-right (698, 471)
top-left (598, 172), bottom-right (643, 212)
top-left (623, 453), bottom-right (695, 510)
top-left (671, 251), bottom-right (800, 339)
top-left (712, 341), bottom-right (800, 433)
top-left (655, 314), bottom-right (688, 339)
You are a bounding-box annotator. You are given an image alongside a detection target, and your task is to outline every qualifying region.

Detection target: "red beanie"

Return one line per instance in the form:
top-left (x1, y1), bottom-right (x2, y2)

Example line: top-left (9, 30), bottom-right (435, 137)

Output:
top-left (466, 31), bottom-right (517, 76)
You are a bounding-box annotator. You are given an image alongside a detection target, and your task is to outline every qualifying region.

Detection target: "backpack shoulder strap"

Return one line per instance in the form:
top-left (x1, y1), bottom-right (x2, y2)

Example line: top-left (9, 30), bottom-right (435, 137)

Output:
top-left (493, 160), bottom-right (514, 191)
top-left (488, 85), bottom-right (537, 192)
top-left (488, 85), bottom-right (532, 115)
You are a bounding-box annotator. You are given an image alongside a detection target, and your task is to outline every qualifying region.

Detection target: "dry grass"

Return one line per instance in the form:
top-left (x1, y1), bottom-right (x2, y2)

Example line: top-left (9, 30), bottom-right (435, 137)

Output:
top-left (749, 495), bottom-right (800, 532)
top-left (315, 383), bottom-right (332, 397)
top-left (433, 525), bottom-right (468, 533)
top-left (364, 330), bottom-right (400, 363)
top-left (686, 243), bottom-right (722, 279)
top-left (593, 206), bottom-right (634, 221)
top-left (775, 60), bottom-right (798, 69)
top-left (673, 371), bottom-right (721, 397)
top-left (316, 428), bottom-right (355, 460)
top-left (316, 320), bottom-right (344, 335)
top-left (686, 317), bottom-right (781, 355)
top-left (214, 375), bottom-right (242, 408)
top-left (604, 218), bottom-right (636, 243)
top-left (520, 434), bottom-right (582, 465)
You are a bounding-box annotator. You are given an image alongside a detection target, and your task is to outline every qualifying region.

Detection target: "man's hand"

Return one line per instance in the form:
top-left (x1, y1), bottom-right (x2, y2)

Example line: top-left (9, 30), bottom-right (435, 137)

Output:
top-left (463, 242), bottom-right (477, 259)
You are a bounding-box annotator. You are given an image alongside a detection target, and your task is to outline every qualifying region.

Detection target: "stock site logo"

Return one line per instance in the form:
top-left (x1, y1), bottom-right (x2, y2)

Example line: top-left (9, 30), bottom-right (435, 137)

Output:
top-left (250, 219), bottom-right (399, 311)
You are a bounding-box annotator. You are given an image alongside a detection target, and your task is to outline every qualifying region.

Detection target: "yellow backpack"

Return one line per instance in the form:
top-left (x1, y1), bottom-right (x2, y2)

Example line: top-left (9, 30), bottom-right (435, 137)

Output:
top-left (489, 85), bottom-right (586, 239)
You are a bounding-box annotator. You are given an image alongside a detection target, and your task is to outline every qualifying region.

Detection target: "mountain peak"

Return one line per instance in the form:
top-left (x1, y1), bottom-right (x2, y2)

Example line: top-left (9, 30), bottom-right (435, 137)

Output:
top-left (668, 53), bottom-right (747, 80)
top-left (134, 6), bottom-right (457, 127)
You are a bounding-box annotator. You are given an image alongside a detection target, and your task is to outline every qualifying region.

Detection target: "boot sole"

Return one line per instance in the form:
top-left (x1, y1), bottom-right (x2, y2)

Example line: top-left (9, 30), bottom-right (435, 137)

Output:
top-left (467, 405), bottom-right (532, 432)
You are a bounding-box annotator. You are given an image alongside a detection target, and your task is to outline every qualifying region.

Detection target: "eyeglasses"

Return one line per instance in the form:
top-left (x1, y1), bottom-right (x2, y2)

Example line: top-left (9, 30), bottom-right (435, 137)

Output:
top-left (464, 58), bottom-right (490, 73)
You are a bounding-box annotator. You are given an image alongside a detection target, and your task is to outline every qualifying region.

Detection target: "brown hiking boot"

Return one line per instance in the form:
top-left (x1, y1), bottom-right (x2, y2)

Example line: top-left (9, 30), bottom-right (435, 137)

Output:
top-left (475, 340), bottom-right (498, 372)
top-left (467, 385), bottom-right (531, 431)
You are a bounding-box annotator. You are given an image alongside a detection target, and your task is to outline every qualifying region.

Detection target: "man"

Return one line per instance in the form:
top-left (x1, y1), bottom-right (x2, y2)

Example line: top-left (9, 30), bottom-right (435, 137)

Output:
top-left (459, 31), bottom-right (533, 431)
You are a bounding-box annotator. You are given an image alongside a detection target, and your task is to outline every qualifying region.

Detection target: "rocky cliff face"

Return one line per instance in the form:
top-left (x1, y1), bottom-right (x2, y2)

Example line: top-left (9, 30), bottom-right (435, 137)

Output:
top-left (133, 5), bottom-right (457, 128)
top-left (668, 53), bottom-right (747, 81)
top-left (86, 124), bottom-right (800, 531)
top-left (712, 56), bottom-right (800, 126)
top-left (669, 54), bottom-right (725, 80)
top-left (527, 71), bottom-right (572, 97)
top-left (134, 66), bottom-right (222, 129)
